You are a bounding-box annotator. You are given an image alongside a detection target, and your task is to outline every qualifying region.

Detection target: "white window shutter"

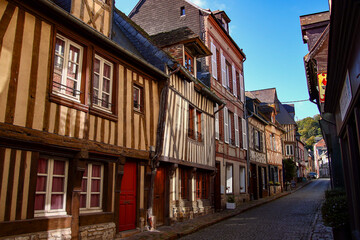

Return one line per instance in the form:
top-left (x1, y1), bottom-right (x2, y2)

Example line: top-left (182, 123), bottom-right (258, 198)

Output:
top-left (215, 104), bottom-right (219, 139)
top-left (240, 74), bottom-right (244, 103)
top-left (224, 107), bottom-right (229, 143)
top-left (211, 42), bottom-right (217, 79)
top-left (242, 118), bottom-right (247, 150)
top-left (234, 114), bottom-right (239, 147)
top-left (221, 50), bottom-right (226, 88)
top-left (232, 65), bottom-right (237, 97)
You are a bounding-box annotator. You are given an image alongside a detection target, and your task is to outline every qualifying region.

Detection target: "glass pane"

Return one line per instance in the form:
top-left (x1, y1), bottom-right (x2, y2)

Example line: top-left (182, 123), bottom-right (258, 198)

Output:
top-left (93, 90), bottom-right (99, 105)
top-left (67, 62), bottom-right (79, 80)
top-left (92, 165), bottom-right (101, 177)
top-left (69, 45), bottom-right (80, 63)
top-left (55, 38), bottom-right (65, 56)
top-left (103, 63), bottom-right (111, 79)
top-left (66, 78), bottom-right (76, 96)
top-left (103, 78), bottom-right (110, 93)
top-left (94, 58), bottom-right (100, 73)
top-left (54, 55), bottom-right (64, 73)
top-left (53, 160), bottom-right (65, 175)
top-left (37, 158), bottom-right (48, 174)
top-left (90, 194), bottom-right (100, 208)
top-left (50, 194), bottom-right (64, 210)
top-left (52, 177), bottom-right (64, 192)
top-left (34, 194), bottom-right (46, 210)
top-left (101, 93), bottom-right (109, 108)
top-left (52, 73), bottom-right (62, 92)
top-left (80, 194), bottom-right (87, 208)
top-left (93, 73), bottom-right (99, 89)
top-left (81, 179), bottom-right (87, 192)
top-left (36, 176), bottom-right (47, 191)
top-left (91, 179), bottom-right (100, 192)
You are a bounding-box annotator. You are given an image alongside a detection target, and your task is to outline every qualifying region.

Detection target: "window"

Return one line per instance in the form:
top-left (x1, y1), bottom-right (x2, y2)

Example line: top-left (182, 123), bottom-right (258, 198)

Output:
top-left (254, 129), bottom-right (263, 152)
top-left (93, 55), bottom-right (113, 111)
top-left (236, 71), bottom-right (241, 100)
top-left (211, 41), bottom-right (217, 79)
top-left (234, 114), bottom-right (239, 147)
top-left (52, 34), bottom-right (83, 100)
top-left (35, 158), bottom-right (68, 216)
top-left (242, 118), bottom-right (247, 150)
top-left (188, 105), bottom-right (202, 141)
top-left (261, 167), bottom-right (266, 190)
top-left (229, 111), bottom-right (235, 145)
top-left (221, 51), bottom-right (227, 88)
top-left (239, 166), bottom-right (246, 193)
top-left (184, 51), bottom-right (194, 74)
top-left (272, 134), bottom-right (276, 151)
top-left (215, 104), bottom-right (219, 140)
top-left (226, 164), bottom-right (233, 194)
top-left (286, 144), bottom-right (294, 156)
top-left (196, 172), bottom-right (209, 199)
top-left (224, 107), bottom-right (229, 143)
top-left (232, 64), bottom-right (237, 97)
top-left (180, 168), bottom-right (189, 200)
top-left (226, 61), bottom-right (232, 91)
top-left (240, 73), bottom-right (244, 103)
top-left (80, 163), bottom-right (103, 211)
top-left (180, 6), bottom-right (185, 16)
top-left (133, 85), bottom-right (143, 112)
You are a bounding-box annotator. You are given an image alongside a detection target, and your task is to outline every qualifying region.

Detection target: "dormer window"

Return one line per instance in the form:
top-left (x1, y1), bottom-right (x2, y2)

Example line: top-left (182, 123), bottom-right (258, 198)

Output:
top-left (222, 19), bottom-right (228, 32)
top-left (181, 6), bottom-right (185, 16)
top-left (184, 51), bottom-right (194, 74)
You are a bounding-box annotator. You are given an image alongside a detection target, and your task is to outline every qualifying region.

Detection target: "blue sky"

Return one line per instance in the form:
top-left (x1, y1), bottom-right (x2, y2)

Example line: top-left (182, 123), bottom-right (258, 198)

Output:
top-left (115, 0), bottom-right (329, 121)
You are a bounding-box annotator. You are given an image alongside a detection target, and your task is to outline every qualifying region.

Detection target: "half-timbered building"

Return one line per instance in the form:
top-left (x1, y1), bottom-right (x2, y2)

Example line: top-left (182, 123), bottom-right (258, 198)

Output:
top-left (129, 0), bottom-right (249, 211)
top-left (0, 0), bottom-right (174, 238)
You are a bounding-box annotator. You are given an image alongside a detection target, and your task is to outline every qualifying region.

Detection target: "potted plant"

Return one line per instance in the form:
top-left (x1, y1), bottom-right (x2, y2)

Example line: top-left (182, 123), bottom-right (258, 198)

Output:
top-left (321, 189), bottom-right (351, 240)
top-left (269, 181), bottom-right (274, 185)
top-left (275, 182), bottom-right (281, 186)
top-left (226, 195), bottom-right (236, 209)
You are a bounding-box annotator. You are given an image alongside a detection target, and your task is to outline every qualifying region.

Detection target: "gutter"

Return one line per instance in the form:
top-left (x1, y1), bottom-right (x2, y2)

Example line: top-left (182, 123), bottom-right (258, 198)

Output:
top-left (35, 0), bottom-right (169, 80)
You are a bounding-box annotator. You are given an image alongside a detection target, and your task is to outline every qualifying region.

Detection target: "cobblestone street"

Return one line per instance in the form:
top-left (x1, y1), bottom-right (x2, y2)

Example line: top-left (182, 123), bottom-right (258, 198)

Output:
top-left (180, 179), bottom-right (330, 240)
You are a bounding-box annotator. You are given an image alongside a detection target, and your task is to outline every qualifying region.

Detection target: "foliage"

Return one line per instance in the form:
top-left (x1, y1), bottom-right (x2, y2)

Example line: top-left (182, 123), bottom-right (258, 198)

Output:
top-left (321, 189), bottom-right (349, 228)
top-left (227, 195), bottom-right (235, 203)
top-left (283, 158), bottom-right (296, 182)
top-left (296, 114), bottom-right (322, 150)
top-left (275, 182), bottom-right (281, 186)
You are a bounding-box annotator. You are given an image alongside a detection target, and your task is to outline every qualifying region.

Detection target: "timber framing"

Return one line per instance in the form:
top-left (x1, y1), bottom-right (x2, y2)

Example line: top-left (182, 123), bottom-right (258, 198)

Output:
top-left (0, 122), bottom-right (150, 160)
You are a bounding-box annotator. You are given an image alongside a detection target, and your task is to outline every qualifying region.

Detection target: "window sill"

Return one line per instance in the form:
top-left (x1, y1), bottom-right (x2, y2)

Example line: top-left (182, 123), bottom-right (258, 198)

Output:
top-left (89, 106), bottom-right (117, 121)
top-left (134, 108), bottom-right (144, 115)
top-left (50, 93), bottom-right (89, 112)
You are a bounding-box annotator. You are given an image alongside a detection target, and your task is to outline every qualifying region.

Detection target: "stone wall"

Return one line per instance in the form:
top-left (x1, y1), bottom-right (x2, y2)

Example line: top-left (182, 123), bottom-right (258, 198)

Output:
top-left (79, 222), bottom-right (116, 240)
top-left (0, 228), bottom-right (71, 240)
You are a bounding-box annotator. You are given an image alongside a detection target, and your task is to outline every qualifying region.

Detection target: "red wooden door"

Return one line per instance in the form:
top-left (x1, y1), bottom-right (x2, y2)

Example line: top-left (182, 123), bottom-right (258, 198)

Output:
top-left (119, 161), bottom-right (137, 232)
top-left (153, 167), bottom-right (165, 226)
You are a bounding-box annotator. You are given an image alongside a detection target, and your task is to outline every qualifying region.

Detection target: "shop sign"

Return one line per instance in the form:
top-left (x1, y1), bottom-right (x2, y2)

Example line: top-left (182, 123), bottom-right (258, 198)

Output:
top-left (318, 73), bottom-right (327, 103)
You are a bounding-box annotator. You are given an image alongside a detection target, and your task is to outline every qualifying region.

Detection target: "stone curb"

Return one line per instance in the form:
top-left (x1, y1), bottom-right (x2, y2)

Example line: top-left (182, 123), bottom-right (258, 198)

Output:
top-left (124, 181), bottom-right (313, 240)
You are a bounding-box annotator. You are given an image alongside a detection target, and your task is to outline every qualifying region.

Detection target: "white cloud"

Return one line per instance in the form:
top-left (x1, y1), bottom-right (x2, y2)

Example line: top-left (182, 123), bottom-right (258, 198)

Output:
top-left (191, 0), bottom-right (208, 8)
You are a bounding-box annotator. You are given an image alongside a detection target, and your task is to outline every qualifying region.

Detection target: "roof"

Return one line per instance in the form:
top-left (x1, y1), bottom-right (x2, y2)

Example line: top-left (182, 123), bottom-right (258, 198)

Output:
top-left (276, 102), bottom-right (296, 125)
top-left (249, 88), bottom-right (277, 104)
top-left (112, 8), bottom-right (175, 72)
top-left (150, 27), bottom-right (212, 57)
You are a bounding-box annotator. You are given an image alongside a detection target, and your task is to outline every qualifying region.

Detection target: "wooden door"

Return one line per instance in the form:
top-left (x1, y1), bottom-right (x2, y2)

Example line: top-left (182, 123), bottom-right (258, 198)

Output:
top-left (258, 166), bottom-right (263, 198)
top-left (119, 161), bottom-right (137, 232)
top-left (250, 164), bottom-right (258, 200)
top-left (153, 167), bottom-right (165, 226)
top-left (215, 161), bottom-right (221, 210)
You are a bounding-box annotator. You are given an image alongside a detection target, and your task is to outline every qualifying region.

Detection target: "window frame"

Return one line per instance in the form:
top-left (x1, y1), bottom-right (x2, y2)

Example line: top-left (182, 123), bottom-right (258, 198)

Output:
top-left (180, 6), bottom-right (185, 16)
top-left (188, 105), bottom-right (203, 142)
top-left (196, 172), bottom-right (209, 199)
top-left (52, 34), bottom-right (84, 102)
top-left (184, 50), bottom-right (194, 74)
top-left (133, 84), bottom-right (143, 112)
top-left (80, 163), bottom-right (104, 213)
top-left (92, 54), bottom-right (114, 112)
top-left (180, 168), bottom-right (189, 200)
top-left (34, 157), bottom-right (69, 217)
top-left (239, 166), bottom-right (246, 193)
top-left (226, 164), bottom-right (233, 194)
top-left (286, 144), bottom-right (294, 156)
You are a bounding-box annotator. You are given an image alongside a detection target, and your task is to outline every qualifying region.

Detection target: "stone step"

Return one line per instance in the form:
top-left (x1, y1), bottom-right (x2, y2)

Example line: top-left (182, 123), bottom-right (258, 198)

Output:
top-left (115, 229), bottom-right (141, 239)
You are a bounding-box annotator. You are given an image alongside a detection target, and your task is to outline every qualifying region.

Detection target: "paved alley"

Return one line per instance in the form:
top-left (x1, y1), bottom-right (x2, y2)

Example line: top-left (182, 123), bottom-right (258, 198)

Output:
top-left (180, 179), bottom-right (330, 240)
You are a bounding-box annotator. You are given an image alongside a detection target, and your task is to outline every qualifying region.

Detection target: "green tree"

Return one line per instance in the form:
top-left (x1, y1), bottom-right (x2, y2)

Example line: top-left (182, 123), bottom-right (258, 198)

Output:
top-left (283, 158), bottom-right (296, 182)
top-left (296, 114), bottom-right (322, 150)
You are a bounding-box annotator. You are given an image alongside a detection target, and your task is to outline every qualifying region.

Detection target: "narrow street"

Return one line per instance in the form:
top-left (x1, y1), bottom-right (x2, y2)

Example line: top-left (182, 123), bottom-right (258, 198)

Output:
top-left (181, 179), bottom-right (330, 240)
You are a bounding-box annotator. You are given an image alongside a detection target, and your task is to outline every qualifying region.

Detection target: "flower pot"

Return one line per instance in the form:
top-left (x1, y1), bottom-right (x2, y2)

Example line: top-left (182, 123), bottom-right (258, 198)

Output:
top-left (226, 202), bottom-right (236, 209)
